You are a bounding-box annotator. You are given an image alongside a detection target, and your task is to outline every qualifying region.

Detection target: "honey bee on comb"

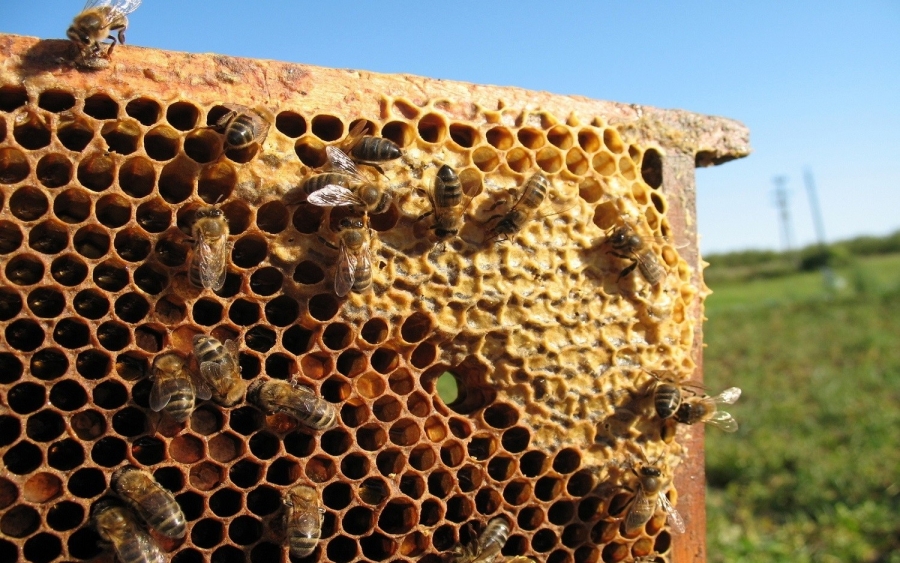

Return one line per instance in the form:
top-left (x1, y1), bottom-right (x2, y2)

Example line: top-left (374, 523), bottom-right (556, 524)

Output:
top-left (192, 334), bottom-right (244, 407)
top-left (149, 351), bottom-right (212, 423)
top-left (306, 146), bottom-right (393, 215)
top-left (340, 120), bottom-right (402, 173)
top-left (67, 0), bottom-right (142, 62)
top-left (209, 103), bottom-right (271, 152)
top-left (606, 220), bottom-right (667, 286)
top-left (317, 214), bottom-right (373, 296)
top-left (484, 172), bottom-right (549, 243)
top-left (622, 454), bottom-right (685, 536)
top-left (248, 378), bottom-right (338, 431)
top-left (188, 205), bottom-right (231, 292)
top-left (450, 516), bottom-right (511, 563)
top-left (284, 484), bottom-right (325, 557)
top-left (91, 498), bottom-right (165, 563)
top-left (111, 465), bottom-right (187, 539)
top-left (418, 164), bottom-right (469, 242)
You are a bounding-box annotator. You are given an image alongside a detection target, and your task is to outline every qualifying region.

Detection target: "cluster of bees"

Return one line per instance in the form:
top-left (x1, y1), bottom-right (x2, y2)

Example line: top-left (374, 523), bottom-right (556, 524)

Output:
top-left (60, 1), bottom-right (744, 562)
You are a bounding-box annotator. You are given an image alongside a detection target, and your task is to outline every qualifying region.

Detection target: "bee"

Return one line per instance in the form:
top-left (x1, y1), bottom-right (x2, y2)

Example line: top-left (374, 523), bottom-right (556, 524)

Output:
top-left (485, 172), bottom-right (549, 242)
top-left (644, 370), bottom-right (686, 420)
top-left (210, 104), bottom-right (271, 151)
top-left (247, 378), bottom-right (337, 430)
top-left (606, 221), bottom-right (666, 286)
top-left (623, 459), bottom-right (685, 536)
top-left (419, 164), bottom-right (468, 241)
top-left (192, 334), bottom-right (244, 407)
top-left (306, 146), bottom-right (392, 215)
top-left (149, 352), bottom-right (212, 423)
top-left (340, 121), bottom-right (402, 169)
top-left (284, 484), bottom-right (325, 558)
top-left (67, 0), bottom-right (142, 60)
top-left (318, 215), bottom-right (372, 297)
top-left (451, 516), bottom-right (510, 563)
top-left (91, 498), bottom-right (164, 563)
top-left (111, 465), bottom-right (187, 539)
top-left (188, 205), bottom-right (231, 292)
top-left (674, 387), bottom-right (741, 432)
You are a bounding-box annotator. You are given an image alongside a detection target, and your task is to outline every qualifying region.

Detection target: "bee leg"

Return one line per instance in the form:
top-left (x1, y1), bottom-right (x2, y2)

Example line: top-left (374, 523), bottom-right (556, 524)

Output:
top-left (104, 36), bottom-right (118, 58)
top-left (617, 262), bottom-right (638, 281)
top-left (211, 110), bottom-right (238, 132)
top-left (415, 210), bottom-right (434, 222)
top-left (317, 236), bottom-right (339, 251)
top-left (116, 27), bottom-right (127, 46)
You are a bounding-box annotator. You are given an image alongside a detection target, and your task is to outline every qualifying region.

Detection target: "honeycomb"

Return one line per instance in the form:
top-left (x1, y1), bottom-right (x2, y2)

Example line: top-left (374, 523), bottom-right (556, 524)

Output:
top-left (0, 34), bottom-right (750, 563)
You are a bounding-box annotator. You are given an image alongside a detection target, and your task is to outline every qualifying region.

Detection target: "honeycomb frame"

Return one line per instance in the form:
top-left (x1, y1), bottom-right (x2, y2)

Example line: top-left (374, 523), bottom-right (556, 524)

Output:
top-left (0, 34), bottom-right (750, 563)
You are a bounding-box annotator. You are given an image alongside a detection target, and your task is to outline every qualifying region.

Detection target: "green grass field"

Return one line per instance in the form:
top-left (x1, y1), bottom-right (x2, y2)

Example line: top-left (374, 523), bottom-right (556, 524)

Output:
top-left (703, 254), bottom-right (900, 562)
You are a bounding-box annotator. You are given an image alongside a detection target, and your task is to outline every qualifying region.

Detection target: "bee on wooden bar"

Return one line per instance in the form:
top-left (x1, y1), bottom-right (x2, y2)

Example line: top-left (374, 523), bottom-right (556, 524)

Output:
top-left (67, 0), bottom-right (142, 60)
top-left (284, 484), bottom-right (324, 557)
top-left (149, 352), bottom-right (211, 423)
top-left (111, 465), bottom-right (187, 539)
top-left (419, 164), bottom-right (468, 242)
top-left (248, 378), bottom-right (337, 431)
top-left (188, 205), bottom-right (230, 292)
top-left (340, 121), bottom-right (402, 171)
top-left (210, 104), bottom-right (271, 151)
top-left (674, 386), bottom-right (741, 432)
top-left (192, 334), bottom-right (244, 406)
top-left (307, 146), bottom-right (392, 215)
top-left (606, 221), bottom-right (666, 286)
top-left (485, 172), bottom-right (549, 242)
top-left (91, 499), bottom-right (164, 563)
top-left (450, 516), bottom-right (510, 563)
top-left (623, 457), bottom-right (684, 536)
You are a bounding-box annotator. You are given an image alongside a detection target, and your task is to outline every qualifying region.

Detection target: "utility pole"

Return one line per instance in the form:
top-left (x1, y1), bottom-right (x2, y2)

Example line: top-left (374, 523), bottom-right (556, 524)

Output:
top-left (804, 168), bottom-right (839, 290)
top-left (803, 168), bottom-right (827, 245)
top-left (772, 175), bottom-right (793, 252)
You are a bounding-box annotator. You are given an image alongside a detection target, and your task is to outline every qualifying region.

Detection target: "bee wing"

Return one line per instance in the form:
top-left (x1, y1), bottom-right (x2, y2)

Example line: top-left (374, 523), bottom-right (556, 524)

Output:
top-left (706, 410), bottom-right (739, 433)
top-left (334, 242), bottom-right (357, 297)
top-left (624, 489), bottom-right (656, 533)
top-left (83, 0), bottom-right (142, 16)
top-left (324, 146), bottom-right (365, 181)
top-left (713, 387), bottom-right (742, 405)
top-left (196, 238), bottom-right (230, 292)
top-left (192, 376), bottom-right (213, 402)
top-left (119, 530), bottom-right (164, 563)
top-left (199, 360), bottom-right (225, 390)
top-left (341, 121), bottom-right (368, 152)
top-left (658, 492), bottom-right (685, 534)
top-left (306, 185), bottom-right (363, 208)
top-left (148, 378), bottom-right (177, 412)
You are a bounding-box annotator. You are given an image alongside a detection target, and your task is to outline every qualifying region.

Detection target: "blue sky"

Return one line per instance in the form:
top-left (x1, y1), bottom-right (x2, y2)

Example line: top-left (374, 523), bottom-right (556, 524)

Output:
top-left (2, 1), bottom-right (898, 254)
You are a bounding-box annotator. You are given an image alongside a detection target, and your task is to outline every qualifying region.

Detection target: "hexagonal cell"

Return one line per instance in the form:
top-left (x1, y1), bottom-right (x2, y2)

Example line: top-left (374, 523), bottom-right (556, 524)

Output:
top-left (119, 156), bottom-right (156, 197)
top-left (28, 220), bottom-right (69, 255)
top-left (0, 416), bottom-right (21, 447)
top-left (77, 152), bottom-right (116, 192)
top-left (13, 110), bottom-right (51, 149)
top-left (125, 97), bottom-right (162, 125)
top-left (57, 115), bottom-right (94, 152)
top-left (0, 222), bottom-right (24, 255)
top-left (10, 186), bottom-right (49, 221)
top-left (74, 225), bottom-right (111, 259)
top-left (189, 461), bottom-right (224, 492)
top-left (46, 501), bottom-right (84, 531)
top-left (26, 409), bottom-right (65, 442)
top-left (27, 287), bottom-right (65, 318)
top-left (37, 154), bottom-right (74, 189)
top-left (34, 89), bottom-right (72, 112)
top-left (375, 448), bottom-right (406, 476)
